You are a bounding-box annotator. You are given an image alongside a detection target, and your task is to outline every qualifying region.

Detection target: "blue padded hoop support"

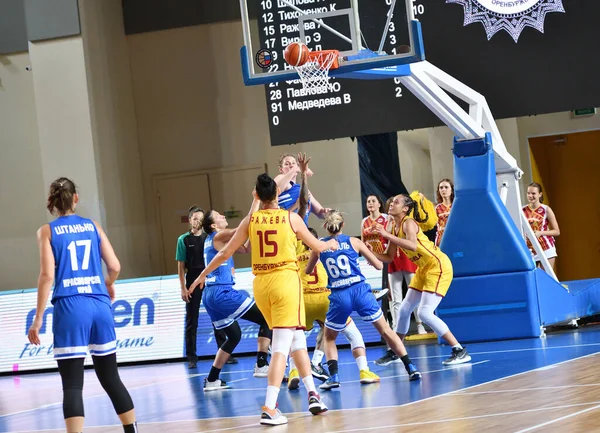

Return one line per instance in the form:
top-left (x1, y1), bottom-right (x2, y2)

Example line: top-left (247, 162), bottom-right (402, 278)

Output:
top-left (437, 133), bottom-right (600, 343)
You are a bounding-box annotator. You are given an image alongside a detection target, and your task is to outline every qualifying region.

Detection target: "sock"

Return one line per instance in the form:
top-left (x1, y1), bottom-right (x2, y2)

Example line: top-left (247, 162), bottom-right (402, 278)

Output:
top-left (452, 344), bottom-right (463, 350)
top-left (265, 385), bottom-right (280, 410)
top-left (302, 375), bottom-right (317, 393)
top-left (311, 349), bottom-right (325, 366)
top-left (289, 356), bottom-right (296, 371)
top-left (400, 354), bottom-right (412, 369)
top-left (207, 366), bottom-right (221, 382)
top-left (356, 355), bottom-right (369, 371)
top-left (257, 351), bottom-right (268, 367)
top-left (123, 422), bottom-right (138, 433)
top-left (326, 359), bottom-right (338, 376)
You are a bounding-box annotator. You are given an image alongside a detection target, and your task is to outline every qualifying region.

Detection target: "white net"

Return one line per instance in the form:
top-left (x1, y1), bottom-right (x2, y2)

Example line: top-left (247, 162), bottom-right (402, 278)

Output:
top-left (295, 51), bottom-right (338, 93)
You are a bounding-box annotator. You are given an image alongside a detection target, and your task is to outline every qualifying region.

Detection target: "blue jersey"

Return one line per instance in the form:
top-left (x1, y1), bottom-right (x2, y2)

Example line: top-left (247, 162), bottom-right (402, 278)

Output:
top-left (49, 215), bottom-right (108, 304)
top-left (319, 234), bottom-right (365, 289)
top-left (278, 182), bottom-right (311, 224)
top-left (204, 232), bottom-right (235, 286)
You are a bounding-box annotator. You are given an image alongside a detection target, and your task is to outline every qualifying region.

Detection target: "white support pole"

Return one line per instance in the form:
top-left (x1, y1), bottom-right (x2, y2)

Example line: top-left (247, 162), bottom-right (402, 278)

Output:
top-left (521, 213), bottom-right (560, 283)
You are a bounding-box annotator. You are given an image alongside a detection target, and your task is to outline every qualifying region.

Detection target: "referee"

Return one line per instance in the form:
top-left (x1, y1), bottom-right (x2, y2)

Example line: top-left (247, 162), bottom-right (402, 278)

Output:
top-left (176, 205), bottom-right (234, 368)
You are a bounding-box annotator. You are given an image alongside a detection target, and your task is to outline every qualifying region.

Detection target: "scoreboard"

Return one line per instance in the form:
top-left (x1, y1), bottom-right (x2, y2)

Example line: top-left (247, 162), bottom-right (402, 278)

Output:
top-left (253, 0), bottom-right (600, 146)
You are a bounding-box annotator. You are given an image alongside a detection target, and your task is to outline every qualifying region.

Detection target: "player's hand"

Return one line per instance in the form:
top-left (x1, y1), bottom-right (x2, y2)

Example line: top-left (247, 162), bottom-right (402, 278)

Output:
top-left (365, 242), bottom-right (374, 252)
top-left (297, 152), bottom-right (312, 174)
top-left (326, 239), bottom-right (339, 251)
top-left (181, 287), bottom-right (191, 303)
top-left (534, 231), bottom-right (542, 238)
top-left (27, 316), bottom-right (43, 345)
top-left (106, 282), bottom-right (116, 302)
top-left (188, 274), bottom-right (206, 295)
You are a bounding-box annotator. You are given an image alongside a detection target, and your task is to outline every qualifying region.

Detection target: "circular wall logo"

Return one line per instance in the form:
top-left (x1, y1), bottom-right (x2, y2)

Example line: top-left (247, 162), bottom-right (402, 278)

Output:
top-left (447, 0), bottom-right (565, 42)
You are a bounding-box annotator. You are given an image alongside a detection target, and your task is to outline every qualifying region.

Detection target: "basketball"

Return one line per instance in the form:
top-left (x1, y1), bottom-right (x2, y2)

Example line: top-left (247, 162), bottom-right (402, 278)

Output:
top-left (284, 42), bottom-right (310, 67)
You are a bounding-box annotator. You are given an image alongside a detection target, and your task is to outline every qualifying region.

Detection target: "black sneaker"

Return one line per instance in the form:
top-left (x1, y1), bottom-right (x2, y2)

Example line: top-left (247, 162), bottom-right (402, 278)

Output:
top-left (374, 349), bottom-right (400, 366)
top-left (406, 363), bottom-right (422, 381)
top-left (442, 347), bottom-right (472, 365)
top-left (226, 356), bottom-right (239, 365)
top-left (311, 363), bottom-right (329, 382)
top-left (188, 360), bottom-right (197, 369)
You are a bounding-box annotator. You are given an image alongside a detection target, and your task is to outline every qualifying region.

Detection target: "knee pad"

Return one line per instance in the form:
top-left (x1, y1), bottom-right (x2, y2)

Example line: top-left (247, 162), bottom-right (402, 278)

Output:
top-left (341, 320), bottom-right (365, 351)
top-left (271, 328), bottom-right (295, 356)
top-left (417, 304), bottom-right (449, 336)
top-left (92, 354), bottom-right (134, 415)
top-left (259, 324), bottom-right (272, 340)
top-left (63, 388), bottom-right (85, 419)
top-left (290, 329), bottom-right (307, 353)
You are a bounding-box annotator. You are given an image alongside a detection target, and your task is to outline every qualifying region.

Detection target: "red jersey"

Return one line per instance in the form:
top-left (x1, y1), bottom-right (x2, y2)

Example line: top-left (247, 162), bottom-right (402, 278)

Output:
top-left (522, 204), bottom-right (555, 253)
top-left (435, 203), bottom-right (452, 247)
top-left (361, 214), bottom-right (388, 254)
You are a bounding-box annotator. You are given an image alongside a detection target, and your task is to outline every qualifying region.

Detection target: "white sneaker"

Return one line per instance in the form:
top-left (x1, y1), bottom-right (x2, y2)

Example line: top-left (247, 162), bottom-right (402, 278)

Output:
top-left (260, 406), bottom-right (288, 425)
top-left (417, 323), bottom-right (427, 335)
top-left (253, 363), bottom-right (269, 378)
top-left (204, 378), bottom-right (230, 391)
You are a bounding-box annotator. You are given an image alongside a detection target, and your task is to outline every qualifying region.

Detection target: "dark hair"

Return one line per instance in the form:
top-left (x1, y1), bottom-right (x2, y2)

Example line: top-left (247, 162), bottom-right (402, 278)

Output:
top-left (366, 194), bottom-right (385, 214)
top-left (188, 205), bottom-right (204, 218)
top-left (436, 178), bottom-right (455, 204)
top-left (308, 227), bottom-right (318, 238)
top-left (528, 182), bottom-right (544, 203)
top-left (255, 173), bottom-right (277, 202)
top-left (201, 210), bottom-right (216, 234)
top-left (47, 177), bottom-right (77, 215)
top-left (400, 194), bottom-right (429, 223)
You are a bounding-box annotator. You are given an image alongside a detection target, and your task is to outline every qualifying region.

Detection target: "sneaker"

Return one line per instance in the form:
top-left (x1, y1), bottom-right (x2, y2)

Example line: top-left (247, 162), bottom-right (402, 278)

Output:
top-left (374, 349), bottom-right (400, 366)
top-left (253, 363), bottom-right (269, 378)
top-left (308, 391), bottom-right (328, 415)
top-left (373, 288), bottom-right (389, 301)
top-left (319, 373), bottom-right (340, 390)
top-left (406, 364), bottom-right (422, 381)
top-left (311, 363), bottom-right (329, 382)
top-left (443, 347), bottom-right (472, 365)
top-left (416, 323), bottom-right (427, 335)
top-left (359, 369), bottom-right (380, 384)
top-left (204, 378), bottom-right (230, 391)
top-left (187, 360), bottom-right (197, 369)
top-left (288, 368), bottom-right (300, 390)
top-left (260, 406), bottom-right (288, 426)
top-left (226, 357), bottom-right (238, 365)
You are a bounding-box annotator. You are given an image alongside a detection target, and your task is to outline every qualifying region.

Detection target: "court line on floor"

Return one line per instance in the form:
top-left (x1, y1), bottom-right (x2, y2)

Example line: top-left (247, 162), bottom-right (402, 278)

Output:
top-left (325, 400), bottom-right (600, 433)
top-left (513, 403), bottom-right (600, 433)
top-left (5, 349), bottom-right (600, 430)
top-left (459, 383), bottom-right (600, 395)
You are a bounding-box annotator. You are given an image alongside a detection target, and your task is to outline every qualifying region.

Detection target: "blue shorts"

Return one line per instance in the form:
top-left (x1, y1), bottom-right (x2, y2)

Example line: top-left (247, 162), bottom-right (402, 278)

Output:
top-left (52, 295), bottom-right (116, 360)
top-left (203, 284), bottom-right (255, 329)
top-left (325, 282), bottom-right (382, 332)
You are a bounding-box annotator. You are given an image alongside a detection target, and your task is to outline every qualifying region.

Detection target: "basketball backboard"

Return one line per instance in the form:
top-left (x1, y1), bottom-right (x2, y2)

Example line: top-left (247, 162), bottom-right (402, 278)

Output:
top-left (240, 0), bottom-right (425, 85)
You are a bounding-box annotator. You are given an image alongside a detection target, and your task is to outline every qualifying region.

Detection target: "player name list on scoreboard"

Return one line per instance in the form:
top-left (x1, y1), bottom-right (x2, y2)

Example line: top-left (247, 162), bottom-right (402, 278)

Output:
top-left (257, 0), bottom-right (427, 145)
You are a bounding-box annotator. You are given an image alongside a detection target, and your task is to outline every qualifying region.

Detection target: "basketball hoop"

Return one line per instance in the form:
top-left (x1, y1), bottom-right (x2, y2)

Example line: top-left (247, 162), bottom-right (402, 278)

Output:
top-left (294, 50), bottom-right (340, 93)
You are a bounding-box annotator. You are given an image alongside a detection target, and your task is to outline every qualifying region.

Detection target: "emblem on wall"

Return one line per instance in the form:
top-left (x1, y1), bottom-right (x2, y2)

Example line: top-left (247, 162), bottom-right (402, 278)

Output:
top-left (446, 0), bottom-right (565, 42)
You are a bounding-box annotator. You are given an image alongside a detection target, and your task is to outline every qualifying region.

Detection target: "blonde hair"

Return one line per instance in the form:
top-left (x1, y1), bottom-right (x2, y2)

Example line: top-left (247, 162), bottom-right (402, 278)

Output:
top-left (324, 210), bottom-right (344, 234)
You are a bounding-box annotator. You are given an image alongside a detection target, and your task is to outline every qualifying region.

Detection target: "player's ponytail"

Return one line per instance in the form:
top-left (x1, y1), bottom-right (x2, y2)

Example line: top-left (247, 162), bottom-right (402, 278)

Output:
top-left (402, 192), bottom-right (438, 232)
top-left (47, 177), bottom-right (77, 216)
top-left (324, 210), bottom-right (344, 235)
top-left (255, 173), bottom-right (277, 202)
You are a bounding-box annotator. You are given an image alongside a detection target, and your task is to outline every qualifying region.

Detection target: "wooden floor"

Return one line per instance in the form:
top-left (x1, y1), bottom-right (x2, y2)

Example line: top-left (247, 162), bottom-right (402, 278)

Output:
top-left (3, 326), bottom-right (600, 432)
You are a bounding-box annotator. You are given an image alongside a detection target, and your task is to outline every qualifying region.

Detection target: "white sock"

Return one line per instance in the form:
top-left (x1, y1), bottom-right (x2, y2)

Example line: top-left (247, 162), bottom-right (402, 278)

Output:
top-left (302, 375), bottom-right (317, 393)
top-left (289, 356), bottom-right (296, 371)
top-left (452, 344), bottom-right (463, 350)
top-left (312, 350), bottom-right (325, 366)
top-left (356, 355), bottom-right (369, 371)
top-left (265, 385), bottom-right (280, 410)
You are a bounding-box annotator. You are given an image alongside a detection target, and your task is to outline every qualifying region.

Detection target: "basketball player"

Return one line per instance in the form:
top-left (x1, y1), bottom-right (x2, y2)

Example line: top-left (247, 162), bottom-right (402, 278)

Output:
top-left (275, 152), bottom-right (330, 223)
top-left (435, 179), bottom-right (454, 248)
top-left (291, 227), bottom-right (380, 389)
top-left (522, 182), bottom-right (560, 271)
top-left (199, 209), bottom-right (273, 390)
top-left (27, 178), bottom-right (138, 433)
top-left (176, 206), bottom-right (230, 369)
top-left (189, 174), bottom-right (336, 426)
top-left (369, 194), bottom-right (471, 365)
top-left (306, 211), bottom-right (422, 390)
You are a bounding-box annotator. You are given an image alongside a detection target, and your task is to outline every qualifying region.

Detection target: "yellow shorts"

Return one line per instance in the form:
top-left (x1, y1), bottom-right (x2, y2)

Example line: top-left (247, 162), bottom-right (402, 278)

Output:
top-left (409, 254), bottom-right (453, 297)
top-left (253, 269), bottom-right (306, 329)
top-left (303, 290), bottom-right (330, 331)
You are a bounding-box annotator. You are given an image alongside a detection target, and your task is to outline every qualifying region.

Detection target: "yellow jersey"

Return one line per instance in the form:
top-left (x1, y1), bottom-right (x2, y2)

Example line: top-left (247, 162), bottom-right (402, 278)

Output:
top-left (396, 216), bottom-right (447, 270)
top-left (249, 209), bottom-right (299, 275)
top-left (296, 241), bottom-right (329, 293)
